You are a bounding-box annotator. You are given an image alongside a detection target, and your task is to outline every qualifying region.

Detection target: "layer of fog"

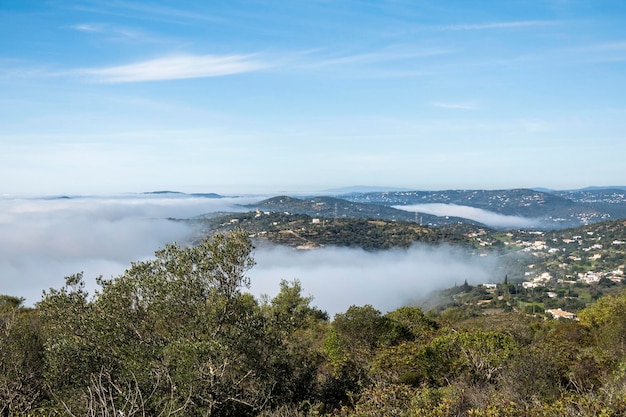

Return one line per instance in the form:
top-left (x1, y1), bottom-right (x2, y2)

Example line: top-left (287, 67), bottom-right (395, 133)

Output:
top-left (0, 194), bottom-right (258, 304)
top-left (394, 203), bottom-right (541, 229)
top-left (248, 244), bottom-right (499, 317)
top-left (2, 194), bottom-right (502, 316)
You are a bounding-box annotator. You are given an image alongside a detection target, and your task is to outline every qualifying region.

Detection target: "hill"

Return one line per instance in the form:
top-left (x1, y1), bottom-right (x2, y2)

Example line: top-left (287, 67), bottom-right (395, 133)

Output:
top-left (192, 211), bottom-right (482, 250)
top-left (243, 195), bottom-right (481, 226)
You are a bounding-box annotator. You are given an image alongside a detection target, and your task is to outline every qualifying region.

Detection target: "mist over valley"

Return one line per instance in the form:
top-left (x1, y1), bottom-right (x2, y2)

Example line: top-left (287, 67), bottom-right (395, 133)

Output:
top-left (393, 203), bottom-right (543, 229)
top-left (0, 194), bottom-right (253, 304)
top-left (0, 191), bottom-right (503, 315)
top-left (3, 186), bottom-right (625, 314)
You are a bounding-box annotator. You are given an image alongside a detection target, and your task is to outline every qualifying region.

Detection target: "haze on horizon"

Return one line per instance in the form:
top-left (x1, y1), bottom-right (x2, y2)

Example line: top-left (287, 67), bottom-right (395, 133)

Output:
top-left (1, 1), bottom-right (625, 195)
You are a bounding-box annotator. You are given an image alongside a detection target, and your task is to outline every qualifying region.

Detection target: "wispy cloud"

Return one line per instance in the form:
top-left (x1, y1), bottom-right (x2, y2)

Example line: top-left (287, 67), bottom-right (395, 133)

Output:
top-left (568, 41), bottom-right (626, 63)
top-left (71, 23), bottom-right (104, 32)
top-left (70, 1), bottom-right (225, 25)
top-left (68, 22), bottom-right (170, 44)
top-left (0, 60), bottom-right (57, 80)
top-left (305, 48), bottom-right (452, 68)
top-left (108, 1), bottom-right (224, 23)
top-left (443, 20), bottom-right (557, 31)
top-left (588, 41), bottom-right (626, 51)
top-left (433, 101), bottom-right (479, 110)
top-left (279, 47), bottom-right (451, 79)
top-left (76, 54), bottom-right (267, 83)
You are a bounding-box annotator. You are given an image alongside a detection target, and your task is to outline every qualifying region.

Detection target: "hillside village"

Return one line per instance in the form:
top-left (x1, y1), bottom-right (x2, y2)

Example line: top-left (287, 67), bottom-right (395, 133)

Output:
top-left (467, 221), bottom-right (626, 281)
top-left (414, 220), bottom-right (626, 319)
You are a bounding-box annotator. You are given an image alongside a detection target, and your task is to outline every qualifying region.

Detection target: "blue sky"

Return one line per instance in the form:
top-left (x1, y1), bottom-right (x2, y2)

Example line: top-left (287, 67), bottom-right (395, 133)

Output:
top-left (2, 0), bottom-right (626, 195)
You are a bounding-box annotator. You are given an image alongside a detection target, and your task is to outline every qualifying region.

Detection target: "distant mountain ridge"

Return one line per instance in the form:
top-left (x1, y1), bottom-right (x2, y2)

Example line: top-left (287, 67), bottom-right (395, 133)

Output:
top-left (338, 188), bottom-right (626, 228)
top-left (532, 186), bottom-right (626, 193)
top-left (323, 185), bottom-right (414, 194)
top-left (571, 186), bottom-right (626, 192)
top-left (137, 187), bottom-right (626, 230)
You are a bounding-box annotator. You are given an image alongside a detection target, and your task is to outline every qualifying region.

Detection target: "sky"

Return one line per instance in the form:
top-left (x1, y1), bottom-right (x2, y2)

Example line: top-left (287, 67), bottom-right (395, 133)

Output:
top-left (2, 0), bottom-right (626, 195)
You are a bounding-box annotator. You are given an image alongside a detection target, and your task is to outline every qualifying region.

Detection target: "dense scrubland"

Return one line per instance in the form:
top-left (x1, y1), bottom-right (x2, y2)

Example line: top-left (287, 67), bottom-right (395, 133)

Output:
top-left (3, 229), bottom-right (626, 416)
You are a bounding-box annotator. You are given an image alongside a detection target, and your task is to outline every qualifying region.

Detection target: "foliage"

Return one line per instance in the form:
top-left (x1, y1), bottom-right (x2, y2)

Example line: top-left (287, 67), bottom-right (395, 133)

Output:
top-left (37, 229), bottom-right (268, 416)
top-left (200, 211), bottom-right (476, 250)
top-left (579, 291), bottom-right (626, 358)
top-left (6, 228), bottom-right (626, 415)
top-left (0, 296), bottom-right (44, 415)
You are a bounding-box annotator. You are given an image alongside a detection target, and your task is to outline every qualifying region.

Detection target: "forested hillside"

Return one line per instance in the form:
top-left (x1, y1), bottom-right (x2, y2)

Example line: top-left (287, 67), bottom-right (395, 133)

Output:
top-left (193, 211), bottom-right (479, 250)
top-left (3, 230), bottom-right (626, 416)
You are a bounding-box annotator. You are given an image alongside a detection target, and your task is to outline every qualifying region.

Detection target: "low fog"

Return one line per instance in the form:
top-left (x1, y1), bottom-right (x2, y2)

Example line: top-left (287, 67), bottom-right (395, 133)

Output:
top-left (2, 195), bottom-right (501, 316)
top-left (394, 203), bottom-right (542, 229)
top-left (248, 244), bottom-right (499, 317)
top-left (0, 194), bottom-right (256, 304)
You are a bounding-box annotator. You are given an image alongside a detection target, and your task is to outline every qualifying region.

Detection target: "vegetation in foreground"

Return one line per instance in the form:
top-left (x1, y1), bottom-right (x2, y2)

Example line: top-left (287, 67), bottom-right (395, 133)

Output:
top-left (3, 230), bottom-right (626, 416)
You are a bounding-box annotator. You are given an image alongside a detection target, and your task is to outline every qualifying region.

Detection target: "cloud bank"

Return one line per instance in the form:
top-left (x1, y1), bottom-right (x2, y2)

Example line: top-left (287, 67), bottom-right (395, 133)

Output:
top-left (1, 195), bottom-right (502, 316)
top-left (0, 194), bottom-right (257, 304)
top-left (248, 244), bottom-right (498, 317)
top-left (394, 203), bottom-right (541, 229)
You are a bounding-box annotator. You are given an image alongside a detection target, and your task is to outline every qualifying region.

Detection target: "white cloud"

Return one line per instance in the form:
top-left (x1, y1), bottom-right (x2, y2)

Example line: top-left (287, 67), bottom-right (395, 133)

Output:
top-left (77, 54), bottom-right (267, 83)
top-left (394, 204), bottom-right (541, 229)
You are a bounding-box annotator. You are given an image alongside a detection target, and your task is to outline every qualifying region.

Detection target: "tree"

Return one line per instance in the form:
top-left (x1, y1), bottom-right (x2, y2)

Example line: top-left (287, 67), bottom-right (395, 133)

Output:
top-left (0, 295), bottom-right (44, 415)
top-left (260, 280), bottom-right (329, 408)
top-left (263, 279), bottom-right (328, 331)
top-left (384, 306), bottom-right (438, 342)
top-left (38, 229), bottom-right (273, 417)
top-left (38, 273), bottom-right (98, 395)
top-left (579, 291), bottom-right (626, 358)
top-left (322, 304), bottom-right (400, 394)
